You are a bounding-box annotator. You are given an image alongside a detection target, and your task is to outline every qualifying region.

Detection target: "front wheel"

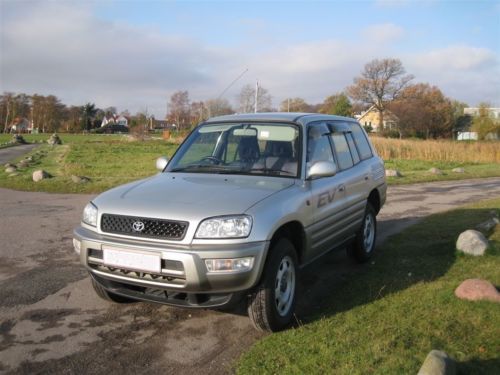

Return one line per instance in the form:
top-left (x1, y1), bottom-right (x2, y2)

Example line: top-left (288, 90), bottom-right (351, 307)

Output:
top-left (247, 238), bottom-right (298, 332)
top-left (348, 203), bottom-right (377, 263)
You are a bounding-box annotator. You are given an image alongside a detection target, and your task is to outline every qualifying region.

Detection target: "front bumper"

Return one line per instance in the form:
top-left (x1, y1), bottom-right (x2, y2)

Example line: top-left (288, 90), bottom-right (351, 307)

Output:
top-left (73, 226), bottom-right (269, 306)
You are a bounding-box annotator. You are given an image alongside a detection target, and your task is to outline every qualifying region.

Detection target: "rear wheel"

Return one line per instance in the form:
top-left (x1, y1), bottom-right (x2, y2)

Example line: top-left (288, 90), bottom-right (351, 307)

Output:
top-left (91, 277), bottom-right (134, 303)
top-left (348, 203), bottom-right (377, 263)
top-left (247, 238), bottom-right (298, 332)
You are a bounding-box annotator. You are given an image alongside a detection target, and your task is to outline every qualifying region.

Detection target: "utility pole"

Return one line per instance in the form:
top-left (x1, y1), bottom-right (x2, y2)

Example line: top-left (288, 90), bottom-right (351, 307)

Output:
top-left (287, 98), bottom-right (290, 112)
top-left (254, 80), bottom-right (259, 113)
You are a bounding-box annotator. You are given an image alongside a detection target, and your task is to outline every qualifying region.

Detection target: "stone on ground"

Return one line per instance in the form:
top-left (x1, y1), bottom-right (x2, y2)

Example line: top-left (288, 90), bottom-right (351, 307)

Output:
top-left (429, 167), bottom-right (443, 175)
top-left (5, 166), bottom-right (17, 173)
top-left (455, 279), bottom-right (500, 303)
top-left (417, 350), bottom-right (456, 375)
top-left (32, 170), bottom-right (51, 182)
top-left (456, 229), bottom-right (488, 256)
top-left (385, 169), bottom-right (402, 177)
top-left (71, 175), bottom-right (90, 184)
top-left (452, 168), bottom-right (465, 173)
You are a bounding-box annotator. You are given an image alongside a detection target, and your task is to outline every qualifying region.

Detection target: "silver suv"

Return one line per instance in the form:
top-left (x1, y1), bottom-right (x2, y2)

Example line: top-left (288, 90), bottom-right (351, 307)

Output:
top-left (73, 113), bottom-right (386, 331)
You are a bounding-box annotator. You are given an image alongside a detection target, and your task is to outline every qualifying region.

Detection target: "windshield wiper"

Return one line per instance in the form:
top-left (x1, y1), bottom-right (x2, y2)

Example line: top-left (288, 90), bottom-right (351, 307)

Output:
top-left (170, 164), bottom-right (238, 173)
top-left (246, 167), bottom-right (295, 176)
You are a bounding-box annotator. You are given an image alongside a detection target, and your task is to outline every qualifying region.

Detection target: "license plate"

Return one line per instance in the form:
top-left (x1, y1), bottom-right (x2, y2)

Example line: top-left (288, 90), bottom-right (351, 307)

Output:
top-left (103, 247), bottom-right (161, 273)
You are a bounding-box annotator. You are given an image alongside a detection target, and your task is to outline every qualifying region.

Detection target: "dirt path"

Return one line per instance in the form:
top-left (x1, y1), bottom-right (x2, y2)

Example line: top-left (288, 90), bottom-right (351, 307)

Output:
top-left (0, 177), bottom-right (499, 374)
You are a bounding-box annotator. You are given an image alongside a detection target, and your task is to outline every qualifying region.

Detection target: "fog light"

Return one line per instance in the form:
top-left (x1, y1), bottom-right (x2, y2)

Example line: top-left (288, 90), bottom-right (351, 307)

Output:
top-left (205, 257), bottom-right (254, 273)
top-left (73, 238), bottom-right (81, 254)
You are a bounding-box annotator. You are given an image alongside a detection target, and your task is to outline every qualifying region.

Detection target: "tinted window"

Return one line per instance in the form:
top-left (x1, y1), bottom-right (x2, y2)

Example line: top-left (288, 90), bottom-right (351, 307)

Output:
top-left (349, 123), bottom-right (373, 160)
top-left (331, 134), bottom-right (354, 170)
top-left (346, 133), bottom-right (360, 164)
top-left (307, 123), bottom-right (334, 164)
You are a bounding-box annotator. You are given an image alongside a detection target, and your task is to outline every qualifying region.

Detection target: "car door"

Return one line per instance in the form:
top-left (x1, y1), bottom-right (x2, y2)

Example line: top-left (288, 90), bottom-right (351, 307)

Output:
top-left (327, 122), bottom-right (368, 239)
top-left (306, 122), bottom-right (348, 261)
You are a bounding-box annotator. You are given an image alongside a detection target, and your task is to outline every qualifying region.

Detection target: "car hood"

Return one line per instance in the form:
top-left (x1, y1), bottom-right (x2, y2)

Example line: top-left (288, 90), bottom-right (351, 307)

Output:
top-left (93, 173), bottom-right (295, 222)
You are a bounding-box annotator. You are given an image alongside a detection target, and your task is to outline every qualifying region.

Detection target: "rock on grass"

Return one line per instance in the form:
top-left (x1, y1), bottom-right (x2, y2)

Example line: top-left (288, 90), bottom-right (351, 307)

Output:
top-left (418, 350), bottom-right (456, 375)
top-left (455, 279), bottom-right (500, 303)
top-left (33, 170), bottom-right (51, 182)
top-left (456, 229), bottom-right (488, 256)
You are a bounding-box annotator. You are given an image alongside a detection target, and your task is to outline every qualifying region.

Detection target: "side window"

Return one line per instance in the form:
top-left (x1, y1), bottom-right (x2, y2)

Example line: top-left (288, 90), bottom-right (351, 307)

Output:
top-left (331, 134), bottom-right (354, 170)
top-left (346, 133), bottom-right (360, 164)
top-left (349, 123), bottom-right (373, 160)
top-left (307, 123), bottom-right (334, 164)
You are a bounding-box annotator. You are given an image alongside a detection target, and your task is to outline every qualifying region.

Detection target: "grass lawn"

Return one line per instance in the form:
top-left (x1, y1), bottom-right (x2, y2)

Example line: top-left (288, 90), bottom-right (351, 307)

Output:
top-left (236, 198), bottom-right (500, 374)
top-left (0, 134), bottom-right (178, 193)
top-left (384, 159), bottom-right (500, 185)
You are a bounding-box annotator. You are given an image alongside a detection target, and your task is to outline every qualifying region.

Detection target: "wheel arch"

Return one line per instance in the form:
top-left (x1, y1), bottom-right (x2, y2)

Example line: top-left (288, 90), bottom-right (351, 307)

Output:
top-left (269, 221), bottom-right (306, 265)
top-left (368, 189), bottom-right (381, 214)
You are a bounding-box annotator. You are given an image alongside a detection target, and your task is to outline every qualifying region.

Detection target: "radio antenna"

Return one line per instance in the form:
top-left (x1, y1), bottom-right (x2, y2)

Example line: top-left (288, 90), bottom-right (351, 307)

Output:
top-left (217, 68), bottom-right (249, 100)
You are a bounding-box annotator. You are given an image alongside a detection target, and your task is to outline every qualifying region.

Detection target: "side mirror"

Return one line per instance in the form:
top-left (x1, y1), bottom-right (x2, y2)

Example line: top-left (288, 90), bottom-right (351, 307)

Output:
top-left (307, 161), bottom-right (337, 179)
top-left (156, 156), bottom-right (169, 171)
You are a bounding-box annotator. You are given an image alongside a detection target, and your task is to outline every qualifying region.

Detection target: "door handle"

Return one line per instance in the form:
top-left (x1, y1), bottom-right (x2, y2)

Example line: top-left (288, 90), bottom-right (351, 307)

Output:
top-left (338, 185), bottom-right (345, 192)
top-left (364, 175), bottom-right (369, 181)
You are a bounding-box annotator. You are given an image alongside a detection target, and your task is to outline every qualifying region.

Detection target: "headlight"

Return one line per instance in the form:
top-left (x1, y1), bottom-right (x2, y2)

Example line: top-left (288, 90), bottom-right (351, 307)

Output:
top-left (83, 202), bottom-right (98, 227)
top-left (195, 215), bottom-right (252, 239)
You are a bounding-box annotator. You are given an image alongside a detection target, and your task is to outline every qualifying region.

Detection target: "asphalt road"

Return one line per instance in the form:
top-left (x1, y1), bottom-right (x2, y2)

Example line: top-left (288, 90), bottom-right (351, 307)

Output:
top-left (0, 177), bottom-right (499, 374)
top-left (0, 145), bottom-right (40, 166)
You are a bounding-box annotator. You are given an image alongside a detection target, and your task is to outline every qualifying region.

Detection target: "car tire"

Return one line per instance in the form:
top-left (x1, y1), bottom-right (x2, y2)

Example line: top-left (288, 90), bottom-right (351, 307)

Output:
top-left (247, 238), bottom-right (298, 332)
top-left (348, 202), bottom-right (377, 263)
top-left (91, 277), bottom-right (134, 303)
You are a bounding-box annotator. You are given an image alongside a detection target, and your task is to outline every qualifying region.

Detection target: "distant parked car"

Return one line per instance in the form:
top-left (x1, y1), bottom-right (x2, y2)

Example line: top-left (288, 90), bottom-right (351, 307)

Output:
top-left (93, 124), bottom-right (129, 134)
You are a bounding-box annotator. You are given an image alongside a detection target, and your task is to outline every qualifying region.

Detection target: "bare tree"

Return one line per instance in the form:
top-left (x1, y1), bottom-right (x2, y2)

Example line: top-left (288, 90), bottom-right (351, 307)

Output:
top-left (167, 91), bottom-right (190, 130)
top-left (237, 84), bottom-right (272, 113)
top-left (347, 58), bottom-right (413, 131)
top-left (279, 97), bottom-right (311, 112)
top-left (205, 98), bottom-right (233, 118)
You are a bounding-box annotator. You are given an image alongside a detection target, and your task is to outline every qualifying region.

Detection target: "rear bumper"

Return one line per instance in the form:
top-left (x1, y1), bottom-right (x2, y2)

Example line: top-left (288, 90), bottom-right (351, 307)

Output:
top-left (74, 226), bottom-right (269, 305)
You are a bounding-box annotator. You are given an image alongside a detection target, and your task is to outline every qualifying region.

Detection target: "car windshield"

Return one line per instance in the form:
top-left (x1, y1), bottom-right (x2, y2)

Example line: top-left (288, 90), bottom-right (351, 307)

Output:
top-left (166, 122), bottom-right (301, 178)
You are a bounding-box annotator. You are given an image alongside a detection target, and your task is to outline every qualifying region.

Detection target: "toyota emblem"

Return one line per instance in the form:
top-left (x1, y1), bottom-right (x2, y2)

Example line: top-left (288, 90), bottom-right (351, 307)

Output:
top-left (132, 221), bottom-right (145, 232)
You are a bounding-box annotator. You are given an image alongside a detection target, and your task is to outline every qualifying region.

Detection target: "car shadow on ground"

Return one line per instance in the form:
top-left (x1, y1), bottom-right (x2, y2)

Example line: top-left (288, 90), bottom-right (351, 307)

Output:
top-left (294, 210), bottom-right (475, 323)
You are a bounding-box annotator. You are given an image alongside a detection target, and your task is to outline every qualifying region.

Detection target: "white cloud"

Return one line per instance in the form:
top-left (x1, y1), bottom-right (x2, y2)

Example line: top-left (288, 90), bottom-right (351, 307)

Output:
top-left (406, 45), bottom-right (500, 106)
top-left (362, 23), bottom-right (404, 44)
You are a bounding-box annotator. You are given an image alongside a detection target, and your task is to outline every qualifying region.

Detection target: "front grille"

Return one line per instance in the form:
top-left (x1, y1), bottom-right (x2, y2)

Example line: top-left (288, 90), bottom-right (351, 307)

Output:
top-left (101, 214), bottom-right (188, 240)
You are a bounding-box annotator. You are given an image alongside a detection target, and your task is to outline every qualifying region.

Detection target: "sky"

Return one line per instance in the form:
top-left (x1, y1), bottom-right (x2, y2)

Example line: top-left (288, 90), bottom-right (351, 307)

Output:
top-left (1, 0), bottom-right (499, 118)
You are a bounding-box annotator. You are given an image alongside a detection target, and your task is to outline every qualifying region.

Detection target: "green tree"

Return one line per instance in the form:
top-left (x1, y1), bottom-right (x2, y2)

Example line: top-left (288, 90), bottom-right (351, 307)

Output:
top-left (321, 93), bottom-right (353, 116)
top-left (81, 103), bottom-right (98, 131)
top-left (472, 103), bottom-right (500, 140)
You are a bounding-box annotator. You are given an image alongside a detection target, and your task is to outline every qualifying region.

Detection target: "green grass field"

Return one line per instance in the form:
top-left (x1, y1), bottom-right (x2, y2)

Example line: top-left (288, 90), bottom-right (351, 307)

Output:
top-left (237, 198), bottom-right (500, 374)
top-left (0, 134), bottom-right (499, 193)
top-left (0, 134), bottom-right (178, 193)
top-left (384, 159), bottom-right (500, 185)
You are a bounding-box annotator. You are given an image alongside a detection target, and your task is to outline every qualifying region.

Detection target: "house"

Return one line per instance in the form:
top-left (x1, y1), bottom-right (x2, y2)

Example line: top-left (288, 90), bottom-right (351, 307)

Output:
top-left (101, 115), bottom-right (115, 127)
top-left (116, 115), bottom-right (128, 127)
top-left (101, 114), bottom-right (129, 127)
top-left (9, 117), bottom-right (31, 133)
top-left (149, 117), bottom-right (170, 130)
top-left (356, 105), bottom-right (399, 132)
top-left (456, 107), bottom-right (500, 141)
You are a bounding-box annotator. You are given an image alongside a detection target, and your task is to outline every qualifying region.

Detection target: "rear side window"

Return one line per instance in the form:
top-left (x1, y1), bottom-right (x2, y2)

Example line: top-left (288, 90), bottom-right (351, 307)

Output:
top-left (331, 134), bottom-right (354, 170)
top-left (349, 123), bottom-right (373, 160)
top-left (346, 133), bottom-right (360, 164)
